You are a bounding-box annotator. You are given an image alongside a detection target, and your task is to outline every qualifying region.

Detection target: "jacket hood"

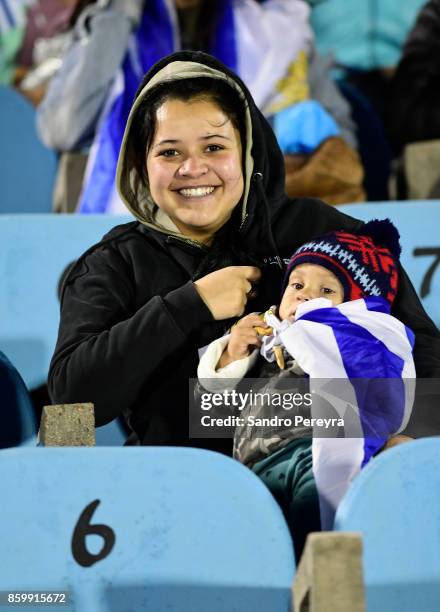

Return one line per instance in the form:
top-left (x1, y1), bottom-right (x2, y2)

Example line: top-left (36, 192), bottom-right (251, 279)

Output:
top-left (116, 51), bottom-right (286, 244)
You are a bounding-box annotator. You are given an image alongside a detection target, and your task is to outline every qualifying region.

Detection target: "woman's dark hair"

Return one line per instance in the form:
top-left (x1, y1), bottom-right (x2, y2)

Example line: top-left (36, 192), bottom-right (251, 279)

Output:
top-left (131, 77), bottom-right (247, 185)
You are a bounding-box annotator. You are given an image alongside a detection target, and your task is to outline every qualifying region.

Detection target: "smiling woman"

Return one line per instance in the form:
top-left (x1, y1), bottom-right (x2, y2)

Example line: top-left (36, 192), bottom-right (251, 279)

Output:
top-left (48, 51), bottom-right (440, 458)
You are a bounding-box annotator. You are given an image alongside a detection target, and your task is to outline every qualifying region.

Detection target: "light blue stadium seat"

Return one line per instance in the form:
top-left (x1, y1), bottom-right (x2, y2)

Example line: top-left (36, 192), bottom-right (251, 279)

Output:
top-left (337, 201), bottom-right (440, 329)
top-left (334, 437), bottom-right (440, 612)
top-left (0, 447), bottom-right (295, 611)
top-left (0, 214), bottom-right (133, 445)
top-left (0, 86), bottom-right (57, 213)
top-left (0, 350), bottom-right (37, 449)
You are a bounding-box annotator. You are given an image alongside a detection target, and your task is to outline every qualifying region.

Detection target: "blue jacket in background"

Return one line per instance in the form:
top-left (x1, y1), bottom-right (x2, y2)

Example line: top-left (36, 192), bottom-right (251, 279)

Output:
top-left (310, 0), bottom-right (427, 70)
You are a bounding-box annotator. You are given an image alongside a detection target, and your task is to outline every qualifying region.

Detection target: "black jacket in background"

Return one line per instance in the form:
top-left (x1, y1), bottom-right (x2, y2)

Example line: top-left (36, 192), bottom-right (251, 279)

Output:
top-left (389, 0), bottom-right (440, 153)
top-left (49, 52), bottom-right (440, 449)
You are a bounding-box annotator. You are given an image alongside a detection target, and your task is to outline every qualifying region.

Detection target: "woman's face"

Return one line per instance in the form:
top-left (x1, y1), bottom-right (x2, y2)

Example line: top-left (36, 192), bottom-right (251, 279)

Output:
top-left (146, 97), bottom-right (244, 243)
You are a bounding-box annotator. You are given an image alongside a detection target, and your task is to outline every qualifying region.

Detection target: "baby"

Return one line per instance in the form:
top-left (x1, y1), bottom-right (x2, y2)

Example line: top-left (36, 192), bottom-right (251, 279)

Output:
top-left (198, 219), bottom-right (415, 556)
top-left (217, 259), bottom-right (344, 370)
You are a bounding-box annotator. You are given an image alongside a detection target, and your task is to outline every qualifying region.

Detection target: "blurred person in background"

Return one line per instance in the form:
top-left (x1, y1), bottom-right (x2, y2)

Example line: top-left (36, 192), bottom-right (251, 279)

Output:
top-left (387, 0), bottom-right (440, 199)
top-left (1, 1), bottom-right (90, 104)
top-left (37, 0), bottom-right (364, 214)
top-left (388, 0), bottom-right (440, 154)
top-left (14, 0), bottom-right (92, 106)
top-left (305, 0), bottom-right (427, 200)
top-left (308, 0), bottom-right (426, 119)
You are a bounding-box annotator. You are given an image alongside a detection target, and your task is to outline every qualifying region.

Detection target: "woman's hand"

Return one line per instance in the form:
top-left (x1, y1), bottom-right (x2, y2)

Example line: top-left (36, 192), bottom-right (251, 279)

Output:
top-left (217, 313), bottom-right (268, 369)
top-left (193, 266), bottom-right (261, 320)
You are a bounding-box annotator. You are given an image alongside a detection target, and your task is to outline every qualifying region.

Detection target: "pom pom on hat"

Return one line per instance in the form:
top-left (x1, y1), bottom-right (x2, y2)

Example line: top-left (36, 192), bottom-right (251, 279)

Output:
top-left (354, 218), bottom-right (401, 259)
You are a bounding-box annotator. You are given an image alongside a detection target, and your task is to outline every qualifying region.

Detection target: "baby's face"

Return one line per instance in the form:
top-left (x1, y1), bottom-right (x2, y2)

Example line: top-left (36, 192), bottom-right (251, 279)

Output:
top-left (278, 263), bottom-right (344, 321)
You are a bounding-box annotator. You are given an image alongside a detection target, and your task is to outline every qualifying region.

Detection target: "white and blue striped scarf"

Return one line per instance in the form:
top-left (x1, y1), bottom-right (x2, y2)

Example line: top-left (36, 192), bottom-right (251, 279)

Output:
top-left (279, 296), bottom-right (416, 528)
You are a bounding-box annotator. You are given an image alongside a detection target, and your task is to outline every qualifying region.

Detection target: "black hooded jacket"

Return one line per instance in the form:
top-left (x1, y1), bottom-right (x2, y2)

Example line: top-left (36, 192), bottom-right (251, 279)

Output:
top-left (48, 52), bottom-right (440, 449)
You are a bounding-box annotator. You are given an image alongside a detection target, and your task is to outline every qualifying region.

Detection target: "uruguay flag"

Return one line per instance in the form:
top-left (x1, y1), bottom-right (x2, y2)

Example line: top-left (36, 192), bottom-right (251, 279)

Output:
top-left (279, 296), bottom-right (416, 529)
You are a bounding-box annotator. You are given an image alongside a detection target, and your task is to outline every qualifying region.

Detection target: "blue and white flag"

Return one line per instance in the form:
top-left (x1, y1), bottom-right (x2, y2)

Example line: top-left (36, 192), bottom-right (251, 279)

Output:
top-left (79, 0), bottom-right (312, 214)
top-left (280, 296), bottom-right (416, 529)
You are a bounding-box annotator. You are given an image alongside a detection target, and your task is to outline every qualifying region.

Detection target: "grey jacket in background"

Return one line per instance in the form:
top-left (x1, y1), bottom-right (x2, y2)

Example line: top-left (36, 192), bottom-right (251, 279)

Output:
top-left (37, 4), bottom-right (134, 151)
top-left (37, 2), bottom-right (358, 152)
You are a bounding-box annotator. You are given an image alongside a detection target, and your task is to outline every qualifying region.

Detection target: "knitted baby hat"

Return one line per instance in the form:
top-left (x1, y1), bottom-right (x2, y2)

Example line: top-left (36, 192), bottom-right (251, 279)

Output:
top-left (285, 219), bottom-right (401, 304)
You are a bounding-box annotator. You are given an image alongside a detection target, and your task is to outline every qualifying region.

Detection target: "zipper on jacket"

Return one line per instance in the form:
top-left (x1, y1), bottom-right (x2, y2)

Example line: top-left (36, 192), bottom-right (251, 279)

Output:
top-left (252, 171), bottom-right (284, 270)
top-left (239, 213), bottom-right (249, 232)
